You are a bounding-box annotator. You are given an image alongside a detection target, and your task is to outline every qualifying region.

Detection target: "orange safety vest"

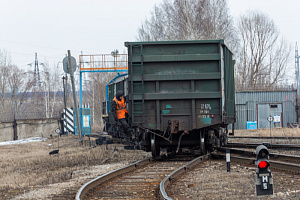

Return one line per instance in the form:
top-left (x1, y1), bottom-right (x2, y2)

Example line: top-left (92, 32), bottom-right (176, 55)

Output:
top-left (113, 97), bottom-right (128, 119)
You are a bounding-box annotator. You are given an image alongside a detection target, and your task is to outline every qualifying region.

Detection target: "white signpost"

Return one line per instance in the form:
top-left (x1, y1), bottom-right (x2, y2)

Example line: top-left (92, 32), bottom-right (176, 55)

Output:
top-left (267, 115), bottom-right (273, 137)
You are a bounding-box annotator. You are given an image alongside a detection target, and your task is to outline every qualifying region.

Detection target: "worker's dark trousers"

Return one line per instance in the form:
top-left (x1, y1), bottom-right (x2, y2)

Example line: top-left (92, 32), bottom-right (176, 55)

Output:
top-left (119, 118), bottom-right (132, 137)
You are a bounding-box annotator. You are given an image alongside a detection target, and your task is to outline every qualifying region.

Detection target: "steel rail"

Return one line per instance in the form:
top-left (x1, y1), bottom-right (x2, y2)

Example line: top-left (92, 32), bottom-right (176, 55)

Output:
top-left (270, 153), bottom-right (300, 163)
top-left (269, 160), bottom-right (300, 173)
top-left (229, 136), bottom-right (300, 140)
top-left (75, 157), bottom-right (152, 200)
top-left (212, 152), bottom-right (300, 173)
top-left (159, 154), bottom-right (210, 200)
top-left (226, 142), bottom-right (300, 149)
top-left (217, 147), bottom-right (300, 163)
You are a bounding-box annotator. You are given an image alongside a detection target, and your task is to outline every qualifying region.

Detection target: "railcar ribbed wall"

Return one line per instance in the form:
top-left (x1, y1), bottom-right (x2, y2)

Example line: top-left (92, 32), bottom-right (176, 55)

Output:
top-left (125, 40), bottom-right (235, 131)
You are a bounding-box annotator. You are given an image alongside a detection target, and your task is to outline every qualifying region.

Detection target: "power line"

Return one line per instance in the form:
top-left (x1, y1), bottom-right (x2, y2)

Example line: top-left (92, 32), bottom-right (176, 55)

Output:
top-left (9, 51), bottom-right (62, 59)
top-left (0, 39), bottom-right (82, 53)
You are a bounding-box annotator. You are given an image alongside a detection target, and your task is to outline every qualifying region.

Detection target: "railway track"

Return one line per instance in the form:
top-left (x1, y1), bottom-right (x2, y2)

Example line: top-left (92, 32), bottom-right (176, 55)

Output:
top-left (229, 136), bottom-right (300, 140)
top-left (76, 154), bottom-right (209, 200)
top-left (226, 142), bottom-right (300, 149)
top-left (214, 147), bottom-right (300, 173)
top-left (73, 141), bottom-right (299, 199)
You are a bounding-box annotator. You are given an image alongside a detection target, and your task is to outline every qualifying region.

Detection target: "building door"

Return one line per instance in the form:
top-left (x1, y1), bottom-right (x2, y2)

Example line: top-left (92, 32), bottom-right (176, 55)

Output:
top-left (257, 104), bottom-right (282, 129)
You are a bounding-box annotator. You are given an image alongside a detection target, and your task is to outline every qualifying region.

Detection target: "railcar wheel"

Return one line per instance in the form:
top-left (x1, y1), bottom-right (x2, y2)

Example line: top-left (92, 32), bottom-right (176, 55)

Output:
top-left (151, 133), bottom-right (160, 157)
top-left (220, 134), bottom-right (228, 146)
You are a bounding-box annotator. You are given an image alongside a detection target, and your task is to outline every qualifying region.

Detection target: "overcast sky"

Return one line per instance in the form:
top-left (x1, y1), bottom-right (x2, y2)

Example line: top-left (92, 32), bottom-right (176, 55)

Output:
top-left (227, 0), bottom-right (298, 81)
top-left (0, 0), bottom-right (298, 79)
top-left (0, 0), bottom-right (162, 71)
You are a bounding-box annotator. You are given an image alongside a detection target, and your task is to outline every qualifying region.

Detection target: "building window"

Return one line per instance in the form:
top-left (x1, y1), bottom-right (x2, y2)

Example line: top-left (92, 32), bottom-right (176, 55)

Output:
top-left (270, 104), bottom-right (278, 108)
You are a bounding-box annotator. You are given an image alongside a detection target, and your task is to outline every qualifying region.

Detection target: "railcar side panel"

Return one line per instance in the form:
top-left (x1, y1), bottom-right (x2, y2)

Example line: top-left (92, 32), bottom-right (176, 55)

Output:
top-left (125, 40), bottom-right (234, 132)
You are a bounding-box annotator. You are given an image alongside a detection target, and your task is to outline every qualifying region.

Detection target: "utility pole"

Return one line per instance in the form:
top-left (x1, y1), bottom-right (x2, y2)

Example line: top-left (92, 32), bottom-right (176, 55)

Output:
top-left (295, 43), bottom-right (299, 94)
top-left (295, 43), bottom-right (300, 122)
top-left (28, 53), bottom-right (44, 86)
top-left (67, 50), bottom-right (82, 141)
top-left (62, 75), bottom-right (68, 134)
top-left (34, 53), bottom-right (40, 84)
top-left (12, 85), bottom-right (18, 140)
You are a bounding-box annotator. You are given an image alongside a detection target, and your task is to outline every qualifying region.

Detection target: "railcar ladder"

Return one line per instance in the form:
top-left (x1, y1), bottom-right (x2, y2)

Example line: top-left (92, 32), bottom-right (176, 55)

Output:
top-left (130, 44), bottom-right (145, 124)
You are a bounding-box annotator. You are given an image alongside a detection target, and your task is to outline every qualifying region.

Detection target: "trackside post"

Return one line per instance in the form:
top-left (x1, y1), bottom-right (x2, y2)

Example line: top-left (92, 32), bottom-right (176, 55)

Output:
top-left (226, 149), bottom-right (230, 172)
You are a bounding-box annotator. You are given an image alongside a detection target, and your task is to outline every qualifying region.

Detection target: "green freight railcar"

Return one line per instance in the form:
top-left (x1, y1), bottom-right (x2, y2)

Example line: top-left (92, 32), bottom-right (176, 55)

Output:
top-left (125, 40), bottom-right (235, 156)
top-left (105, 40), bottom-right (235, 157)
top-left (126, 40), bottom-right (234, 129)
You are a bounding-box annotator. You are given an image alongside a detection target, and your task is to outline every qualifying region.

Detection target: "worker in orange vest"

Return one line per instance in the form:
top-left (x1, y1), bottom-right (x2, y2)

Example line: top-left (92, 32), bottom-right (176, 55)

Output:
top-left (111, 90), bottom-right (133, 140)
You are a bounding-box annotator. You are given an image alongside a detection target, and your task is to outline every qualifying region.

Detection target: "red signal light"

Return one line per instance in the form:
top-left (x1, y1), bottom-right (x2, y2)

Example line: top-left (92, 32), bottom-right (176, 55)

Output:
top-left (258, 161), bottom-right (268, 168)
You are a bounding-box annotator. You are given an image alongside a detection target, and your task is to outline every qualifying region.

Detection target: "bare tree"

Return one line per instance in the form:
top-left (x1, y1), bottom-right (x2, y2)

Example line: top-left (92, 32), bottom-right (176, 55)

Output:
top-left (0, 50), bottom-right (65, 121)
top-left (137, 0), bottom-right (238, 51)
top-left (6, 65), bottom-right (34, 120)
top-left (0, 49), bottom-right (38, 121)
top-left (0, 50), bottom-right (12, 108)
top-left (0, 66), bottom-right (9, 108)
top-left (32, 62), bottom-right (64, 119)
top-left (83, 72), bottom-right (116, 129)
top-left (202, 0), bottom-right (239, 51)
top-left (235, 11), bottom-right (291, 91)
top-left (49, 67), bottom-right (63, 118)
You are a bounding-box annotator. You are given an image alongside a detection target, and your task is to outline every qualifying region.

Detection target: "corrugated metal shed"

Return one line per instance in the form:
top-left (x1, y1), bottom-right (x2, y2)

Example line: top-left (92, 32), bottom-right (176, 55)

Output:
top-left (234, 91), bottom-right (297, 129)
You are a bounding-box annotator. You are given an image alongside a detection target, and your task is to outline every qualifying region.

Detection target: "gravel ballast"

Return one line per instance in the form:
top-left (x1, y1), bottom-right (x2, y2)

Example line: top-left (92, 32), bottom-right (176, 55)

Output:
top-left (168, 160), bottom-right (300, 199)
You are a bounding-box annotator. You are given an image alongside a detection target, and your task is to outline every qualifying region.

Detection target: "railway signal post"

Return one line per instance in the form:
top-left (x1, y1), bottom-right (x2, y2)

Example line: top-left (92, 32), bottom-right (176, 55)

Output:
top-left (255, 145), bottom-right (274, 197)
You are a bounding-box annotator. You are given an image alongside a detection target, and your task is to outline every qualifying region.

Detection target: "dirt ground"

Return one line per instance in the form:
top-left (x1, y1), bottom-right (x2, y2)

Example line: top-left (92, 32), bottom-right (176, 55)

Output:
top-left (0, 128), bottom-right (299, 199)
top-left (230, 128), bottom-right (300, 145)
top-left (0, 134), bottom-right (150, 199)
top-left (169, 160), bottom-right (300, 200)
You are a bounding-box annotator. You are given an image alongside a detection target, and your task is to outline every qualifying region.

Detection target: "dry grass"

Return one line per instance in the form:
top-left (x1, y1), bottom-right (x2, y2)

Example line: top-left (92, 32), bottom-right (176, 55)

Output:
top-left (231, 128), bottom-right (300, 145)
top-left (233, 128), bottom-right (300, 137)
top-left (0, 135), bottom-right (148, 199)
top-left (2, 128), bottom-right (298, 198)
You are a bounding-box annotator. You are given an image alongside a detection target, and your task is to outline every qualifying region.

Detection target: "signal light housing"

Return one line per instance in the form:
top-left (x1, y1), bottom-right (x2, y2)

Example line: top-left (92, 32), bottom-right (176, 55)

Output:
top-left (254, 144), bottom-right (273, 197)
top-left (255, 145), bottom-right (270, 173)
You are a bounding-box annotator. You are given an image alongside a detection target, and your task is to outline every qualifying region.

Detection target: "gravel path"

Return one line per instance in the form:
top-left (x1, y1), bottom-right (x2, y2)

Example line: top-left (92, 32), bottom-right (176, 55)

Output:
top-left (168, 160), bottom-right (300, 199)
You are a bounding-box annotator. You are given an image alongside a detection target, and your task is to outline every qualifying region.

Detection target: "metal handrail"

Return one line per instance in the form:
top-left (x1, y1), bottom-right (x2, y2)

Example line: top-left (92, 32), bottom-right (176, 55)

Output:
top-left (79, 54), bottom-right (128, 72)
